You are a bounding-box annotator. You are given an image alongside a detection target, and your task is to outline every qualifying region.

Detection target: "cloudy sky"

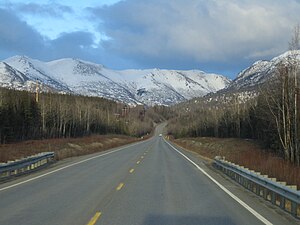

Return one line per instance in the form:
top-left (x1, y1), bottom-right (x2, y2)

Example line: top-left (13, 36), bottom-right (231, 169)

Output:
top-left (0, 0), bottom-right (299, 78)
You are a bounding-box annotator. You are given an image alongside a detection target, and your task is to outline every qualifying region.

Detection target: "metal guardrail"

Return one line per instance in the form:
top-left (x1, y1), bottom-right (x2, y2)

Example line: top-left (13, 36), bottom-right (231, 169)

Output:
top-left (214, 156), bottom-right (300, 219)
top-left (0, 152), bottom-right (55, 181)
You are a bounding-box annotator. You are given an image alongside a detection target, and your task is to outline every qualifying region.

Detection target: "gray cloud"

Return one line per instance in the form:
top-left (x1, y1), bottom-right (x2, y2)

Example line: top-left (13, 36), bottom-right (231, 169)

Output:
top-left (50, 31), bottom-right (96, 59)
top-left (0, 8), bottom-right (46, 58)
top-left (0, 7), bottom-right (134, 69)
top-left (0, 8), bottom-right (101, 63)
top-left (90, 0), bottom-right (300, 76)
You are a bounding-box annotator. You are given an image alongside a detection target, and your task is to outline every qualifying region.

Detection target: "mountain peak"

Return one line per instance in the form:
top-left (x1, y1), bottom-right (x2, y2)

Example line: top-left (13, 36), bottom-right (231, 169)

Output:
top-left (229, 50), bottom-right (300, 91)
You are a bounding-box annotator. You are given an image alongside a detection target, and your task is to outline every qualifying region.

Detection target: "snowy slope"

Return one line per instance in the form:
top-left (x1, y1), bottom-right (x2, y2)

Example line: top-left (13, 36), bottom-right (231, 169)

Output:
top-left (4, 56), bottom-right (71, 93)
top-left (1, 55), bottom-right (230, 106)
top-left (45, 59), bottom-right (139, 104)
top-left (228, 50), bottom-right (300, 91)
top-left (0, 62), bottom-right (28, 87)
top-left (0, 60), bottom-right (43, 93)
top-left (123, 69), bottom-right (230, 105)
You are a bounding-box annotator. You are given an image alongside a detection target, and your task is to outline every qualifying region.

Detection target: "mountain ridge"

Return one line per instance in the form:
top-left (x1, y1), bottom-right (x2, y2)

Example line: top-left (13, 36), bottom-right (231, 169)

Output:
top-left (227, 50), bottom-right (300, 92)
top-left (185, 50), bottom-right (300, 108)
top-left (0, 55), bottom-right (230, 106)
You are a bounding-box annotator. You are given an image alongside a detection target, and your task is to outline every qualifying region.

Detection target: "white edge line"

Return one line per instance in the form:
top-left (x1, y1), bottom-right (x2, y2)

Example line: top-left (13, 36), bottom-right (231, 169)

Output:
top-left (0, 140), bottom-right (147, 192)
top-left (164, 139), bottom-right (273, 225)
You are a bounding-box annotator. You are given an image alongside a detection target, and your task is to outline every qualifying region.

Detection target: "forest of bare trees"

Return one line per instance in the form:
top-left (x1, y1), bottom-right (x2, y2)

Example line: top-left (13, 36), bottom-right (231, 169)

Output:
top-left (167, 66), bottom-right (300, 165)
top-left (0, 87), bottom-right (158, 144)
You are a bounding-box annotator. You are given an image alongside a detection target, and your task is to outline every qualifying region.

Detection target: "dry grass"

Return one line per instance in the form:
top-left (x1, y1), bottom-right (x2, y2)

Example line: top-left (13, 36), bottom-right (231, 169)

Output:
top-left (173, 137), bottom-right (300, 188)
top-left (0, 135), bottom-right (140, 163)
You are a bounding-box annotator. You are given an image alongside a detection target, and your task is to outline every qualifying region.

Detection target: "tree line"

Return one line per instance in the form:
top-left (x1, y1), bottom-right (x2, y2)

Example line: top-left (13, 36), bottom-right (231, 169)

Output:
top-left (0, 88), bottom-right (157, 144)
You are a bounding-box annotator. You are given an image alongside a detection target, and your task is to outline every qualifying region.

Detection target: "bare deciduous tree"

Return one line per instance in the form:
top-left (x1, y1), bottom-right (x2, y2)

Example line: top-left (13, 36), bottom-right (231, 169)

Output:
top-left (289, 24), bottom-right (300, 164)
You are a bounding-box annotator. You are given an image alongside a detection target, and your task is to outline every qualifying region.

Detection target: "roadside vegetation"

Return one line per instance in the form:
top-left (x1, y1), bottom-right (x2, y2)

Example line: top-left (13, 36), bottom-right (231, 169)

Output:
top-left (173, 137), bottom-right (300, 188)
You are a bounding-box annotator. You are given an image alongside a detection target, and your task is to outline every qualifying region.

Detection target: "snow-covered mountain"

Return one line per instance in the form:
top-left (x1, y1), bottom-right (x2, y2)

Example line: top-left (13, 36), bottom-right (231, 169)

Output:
top-left (195, 50), bottom-right (300, 106)
top-left (228, 50), bottom-right (300, 91)
top-left (0, 55), bottom-right (230, 106)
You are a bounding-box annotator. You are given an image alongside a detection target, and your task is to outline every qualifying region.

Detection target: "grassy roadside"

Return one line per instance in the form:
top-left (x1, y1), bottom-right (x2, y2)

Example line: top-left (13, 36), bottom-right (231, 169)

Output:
top-left (0, 135), bottom-right (143, 163)
top-left (172, 137), bottom-right (300, 188)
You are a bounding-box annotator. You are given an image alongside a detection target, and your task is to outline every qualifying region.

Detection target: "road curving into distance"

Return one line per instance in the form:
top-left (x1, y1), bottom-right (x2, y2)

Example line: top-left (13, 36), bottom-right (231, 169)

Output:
top-left (0, 124), bottom-right (298, 225)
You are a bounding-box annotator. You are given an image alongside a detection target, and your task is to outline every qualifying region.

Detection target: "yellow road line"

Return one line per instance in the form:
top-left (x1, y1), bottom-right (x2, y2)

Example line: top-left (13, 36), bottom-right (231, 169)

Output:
top-left (129, 169), bottom-right (134, 173)
top-left (116, 182), bottom-right (124, 191)
top-left (86, 212), bottom-right (101, 225)
top-left (137, 161), bottom-right (140, 164)
top-left (141, 156), bottom-right (144, 159)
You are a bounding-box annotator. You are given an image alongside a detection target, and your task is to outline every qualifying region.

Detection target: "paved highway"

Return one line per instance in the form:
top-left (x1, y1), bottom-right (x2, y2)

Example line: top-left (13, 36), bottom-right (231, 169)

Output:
top-left (0, 126), bottom-right (298, 225)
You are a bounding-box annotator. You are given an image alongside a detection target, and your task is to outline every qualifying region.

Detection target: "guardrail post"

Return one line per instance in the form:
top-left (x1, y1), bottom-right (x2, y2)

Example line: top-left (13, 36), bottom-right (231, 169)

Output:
top-left (271, 192), bottom-right (276, 205)
top-left (263, 188), bottom-right (267, 200)
top-left (256, 185), bottom-right (259, 195)
top-left (280, 196), bottom-right (286, 210)
top-left (291, 202), bottom-right (297, 217)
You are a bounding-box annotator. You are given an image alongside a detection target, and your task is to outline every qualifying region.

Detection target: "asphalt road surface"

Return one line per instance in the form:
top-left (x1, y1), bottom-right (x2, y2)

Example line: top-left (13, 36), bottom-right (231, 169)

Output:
top-left (0, 125), bottom-right (298, 225)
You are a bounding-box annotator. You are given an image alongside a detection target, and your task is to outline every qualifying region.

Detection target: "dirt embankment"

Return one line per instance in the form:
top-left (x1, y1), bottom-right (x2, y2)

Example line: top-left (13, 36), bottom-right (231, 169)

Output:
top-left (0, 135), bottom-right (141, 163)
